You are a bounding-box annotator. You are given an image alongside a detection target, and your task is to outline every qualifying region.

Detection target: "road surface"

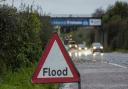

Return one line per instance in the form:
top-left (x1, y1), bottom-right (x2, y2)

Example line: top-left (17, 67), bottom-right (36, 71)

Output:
top-left (59, 50), bottom-right (128, 89)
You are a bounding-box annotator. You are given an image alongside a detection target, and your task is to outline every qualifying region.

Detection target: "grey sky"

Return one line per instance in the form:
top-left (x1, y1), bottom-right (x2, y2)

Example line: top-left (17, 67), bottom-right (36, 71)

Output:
top-left (2, 0), bottom-right (128, 15)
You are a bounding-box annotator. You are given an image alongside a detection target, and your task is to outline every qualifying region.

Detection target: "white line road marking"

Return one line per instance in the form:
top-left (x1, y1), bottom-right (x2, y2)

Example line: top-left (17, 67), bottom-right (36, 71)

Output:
top-left (109, 63), bottom-right (127, 69)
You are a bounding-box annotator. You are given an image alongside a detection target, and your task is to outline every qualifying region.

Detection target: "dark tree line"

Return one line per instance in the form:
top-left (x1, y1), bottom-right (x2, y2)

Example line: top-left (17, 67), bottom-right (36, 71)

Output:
top-left (0, 4), bottom-right (53, 75)
top-left (93, 1), bottom-right (128, 50)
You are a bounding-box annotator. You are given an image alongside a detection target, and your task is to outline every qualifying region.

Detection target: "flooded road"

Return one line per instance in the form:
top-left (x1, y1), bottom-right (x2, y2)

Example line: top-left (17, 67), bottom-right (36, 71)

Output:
top-left (59, 50), bottom-right (128, 89)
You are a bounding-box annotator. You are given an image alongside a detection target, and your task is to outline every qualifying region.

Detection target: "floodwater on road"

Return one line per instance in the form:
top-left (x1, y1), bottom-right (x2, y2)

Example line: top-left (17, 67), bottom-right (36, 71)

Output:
top-left (59, 50), bottom-right (128, 89)
top-left (104, 52), bottom-right (128, 67)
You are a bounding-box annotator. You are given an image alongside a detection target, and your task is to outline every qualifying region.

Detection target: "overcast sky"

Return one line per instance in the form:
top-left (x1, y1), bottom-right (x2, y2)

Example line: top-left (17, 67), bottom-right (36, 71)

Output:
top-left (2, 0), bottom-right (128, 15)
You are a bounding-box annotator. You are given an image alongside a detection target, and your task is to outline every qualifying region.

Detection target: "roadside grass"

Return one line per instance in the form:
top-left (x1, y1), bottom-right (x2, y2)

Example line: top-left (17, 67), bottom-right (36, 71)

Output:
top-left (104, 48), bottom-right (128, 53)
top-left (0, 65), bottom-right (58, 89)
top-left (115, 49), bottom-right (128, 53)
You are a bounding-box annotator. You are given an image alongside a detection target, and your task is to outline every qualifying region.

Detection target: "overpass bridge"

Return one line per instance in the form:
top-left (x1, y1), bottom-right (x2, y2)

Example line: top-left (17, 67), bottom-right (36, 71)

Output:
top-left (50, 15), bottom-right (107, 47)
top-left (51, 16), bottom-right (101, 27)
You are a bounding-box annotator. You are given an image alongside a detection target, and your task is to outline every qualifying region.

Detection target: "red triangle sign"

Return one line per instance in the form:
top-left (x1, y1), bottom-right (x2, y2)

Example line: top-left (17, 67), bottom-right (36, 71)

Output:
top-left (31, 33), bottom-right (80, 83)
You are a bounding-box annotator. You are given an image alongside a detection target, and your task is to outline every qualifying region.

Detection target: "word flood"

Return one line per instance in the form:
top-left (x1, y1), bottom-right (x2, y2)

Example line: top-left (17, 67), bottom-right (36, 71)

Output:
top-left (43, 67), bottom-right (68, 76)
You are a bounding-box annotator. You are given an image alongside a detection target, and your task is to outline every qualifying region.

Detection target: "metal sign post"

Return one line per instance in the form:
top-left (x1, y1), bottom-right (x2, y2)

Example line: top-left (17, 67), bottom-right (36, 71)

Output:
top-left (78, 81), bottom-right (81, 89)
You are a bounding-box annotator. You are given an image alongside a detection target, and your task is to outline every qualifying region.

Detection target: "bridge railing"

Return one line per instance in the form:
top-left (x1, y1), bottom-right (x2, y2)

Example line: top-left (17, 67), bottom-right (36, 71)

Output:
top-left (50, 14), bottom-right (92, 17)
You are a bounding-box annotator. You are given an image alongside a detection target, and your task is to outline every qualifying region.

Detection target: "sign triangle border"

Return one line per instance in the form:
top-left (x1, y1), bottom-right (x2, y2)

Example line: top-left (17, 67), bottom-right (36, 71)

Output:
top-left (32, 32), bottom-right (80, 83)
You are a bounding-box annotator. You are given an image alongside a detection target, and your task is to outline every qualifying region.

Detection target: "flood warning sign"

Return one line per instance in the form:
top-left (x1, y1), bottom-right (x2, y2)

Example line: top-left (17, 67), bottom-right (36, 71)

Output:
top-left (31, 33), bottom-right (79, 83)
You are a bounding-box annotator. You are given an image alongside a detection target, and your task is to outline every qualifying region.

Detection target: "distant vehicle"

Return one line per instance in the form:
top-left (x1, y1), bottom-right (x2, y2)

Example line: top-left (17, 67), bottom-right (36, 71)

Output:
top-left (77, 44), bottom-right (88, 57)
top-left (78, 44), bottom-right (87, 50)
top-left (91, 42), bottom-right (103, 53)
top-left (68, 40), bottom-right (78, 49)
top-left (66, 40), bottom-right (78, 57)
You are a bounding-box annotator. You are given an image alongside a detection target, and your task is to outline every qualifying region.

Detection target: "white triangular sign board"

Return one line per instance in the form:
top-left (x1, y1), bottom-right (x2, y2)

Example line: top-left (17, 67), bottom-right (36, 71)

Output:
top-left (38, 40), bottom-right (73, 78)
top-left (32, 33), bottom-right (79, 83)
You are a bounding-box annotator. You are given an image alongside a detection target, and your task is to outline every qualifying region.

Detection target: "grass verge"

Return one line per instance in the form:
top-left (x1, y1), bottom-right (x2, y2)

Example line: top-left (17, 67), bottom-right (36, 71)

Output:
top-left (0, 64), bottom-right (58, 89)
